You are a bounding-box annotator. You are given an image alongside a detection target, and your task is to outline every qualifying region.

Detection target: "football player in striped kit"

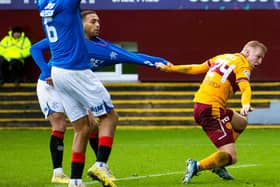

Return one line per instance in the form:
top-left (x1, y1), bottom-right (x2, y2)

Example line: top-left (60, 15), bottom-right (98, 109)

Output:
top-left (156, 40), bottom-right (267, 184)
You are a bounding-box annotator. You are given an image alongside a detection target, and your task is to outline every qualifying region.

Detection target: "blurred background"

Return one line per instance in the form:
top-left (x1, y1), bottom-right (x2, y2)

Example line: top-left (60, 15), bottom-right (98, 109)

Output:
top-left (0, 0), bottom-right (279, 82)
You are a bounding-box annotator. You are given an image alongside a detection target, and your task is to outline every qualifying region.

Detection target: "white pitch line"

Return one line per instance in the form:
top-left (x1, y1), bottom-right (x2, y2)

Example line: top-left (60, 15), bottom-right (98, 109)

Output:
top-left (107, 171), bottom-right (183, 182)
top-left (53, 164), bottom-right (258, 187)
top-left (228, 164), bottom-right (258, 168)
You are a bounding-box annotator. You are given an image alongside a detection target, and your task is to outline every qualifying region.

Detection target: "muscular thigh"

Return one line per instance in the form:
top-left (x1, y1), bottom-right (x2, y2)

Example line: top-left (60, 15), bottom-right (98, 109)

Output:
top-left (231, 111), bottom-right (247, 131)
top-left (194, 103), bottom-right (234, 148)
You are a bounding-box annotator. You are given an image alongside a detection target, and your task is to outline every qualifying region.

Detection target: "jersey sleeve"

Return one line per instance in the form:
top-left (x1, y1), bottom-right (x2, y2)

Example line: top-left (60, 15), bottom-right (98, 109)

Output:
top-left (136, 53), bottom-right (168, 67)
top-left (238, 81), bottom-right (252, 106)
top-left (105, 41), bottom-right (166, 67)
top-left (30, 38), bottom-right (51, 80)
top-left (86, 38), bottom-right (168, 70)
top-left (234, 56), bottom-right (251, 82)
top-left (164, 62), bottom-right (209, 75)
top-left (236, 67), bottom-right (251, 82)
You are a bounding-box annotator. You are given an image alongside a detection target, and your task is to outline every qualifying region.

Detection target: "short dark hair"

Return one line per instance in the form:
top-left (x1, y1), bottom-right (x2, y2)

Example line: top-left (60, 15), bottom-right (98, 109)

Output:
top-left (11, 26), bottom-right (22, 34)
top-left (81, 10), bottom-right (97, 20)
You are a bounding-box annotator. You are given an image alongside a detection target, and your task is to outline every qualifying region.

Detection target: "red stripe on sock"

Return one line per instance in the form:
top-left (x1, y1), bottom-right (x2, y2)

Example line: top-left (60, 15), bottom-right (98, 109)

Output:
top-left (99, 136), bottom-right (113, 148)
top-left (72, 152), bottom-right (85, 163)
top-left (89, 133), bottom-right (97, 139)
top-left (51, 130), bottom-right (64, 139)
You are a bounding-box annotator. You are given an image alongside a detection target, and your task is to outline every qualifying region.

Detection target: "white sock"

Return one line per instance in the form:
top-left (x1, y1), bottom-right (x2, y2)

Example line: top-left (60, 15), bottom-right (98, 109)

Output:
top-left (69, 179), bottom-right (82, 185)
top-left (95, 161), bottom-right (107, 168)
top-left (53, 167), bottom-right (64, 175)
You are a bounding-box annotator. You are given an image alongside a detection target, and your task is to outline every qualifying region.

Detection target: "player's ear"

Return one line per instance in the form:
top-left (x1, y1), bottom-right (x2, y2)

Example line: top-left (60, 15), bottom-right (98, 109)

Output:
top-left (243, 48), bottom-right (250, 58)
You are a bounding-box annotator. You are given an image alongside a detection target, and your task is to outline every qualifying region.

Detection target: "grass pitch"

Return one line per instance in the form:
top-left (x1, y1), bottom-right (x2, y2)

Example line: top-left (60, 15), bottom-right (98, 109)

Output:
top-left (0, 127), bottom-right (279, 187)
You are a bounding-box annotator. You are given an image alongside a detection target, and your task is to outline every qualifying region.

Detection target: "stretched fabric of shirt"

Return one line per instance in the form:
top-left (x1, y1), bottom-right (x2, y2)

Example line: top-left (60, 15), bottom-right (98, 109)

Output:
top-left (30, 37), bottom-right (168, 81)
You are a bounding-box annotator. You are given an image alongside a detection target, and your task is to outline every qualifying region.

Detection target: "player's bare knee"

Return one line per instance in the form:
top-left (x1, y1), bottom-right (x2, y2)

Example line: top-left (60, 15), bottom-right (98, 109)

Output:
top-left (49, 113), bottom-right (67, 132)
top-left (106, 110), bottom-right (119, 125)
top-left (112, 112), bottom-right (119, 124)
top-left (219, 144), bottom-right (237, 164)
top-left (230, 153), bottom-right (237, 164)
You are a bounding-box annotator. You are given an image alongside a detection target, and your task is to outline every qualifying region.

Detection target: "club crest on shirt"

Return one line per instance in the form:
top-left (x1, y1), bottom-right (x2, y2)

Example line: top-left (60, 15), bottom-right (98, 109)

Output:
top-left (243, 70), bottom-right (251, 79)
top-left (110, 51), bottom-right (118, 60)
top-left (51, 102), bottom-right (60, 110)
top-left (143, 60), bottom-right (154, 67)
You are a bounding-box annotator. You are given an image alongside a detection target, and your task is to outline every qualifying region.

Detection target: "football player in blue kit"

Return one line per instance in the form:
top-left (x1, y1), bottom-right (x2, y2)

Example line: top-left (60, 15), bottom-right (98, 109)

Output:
top-left (33, 6), bottom-right (169, 187)
top-left (37, 1), bottom-right (116, 187)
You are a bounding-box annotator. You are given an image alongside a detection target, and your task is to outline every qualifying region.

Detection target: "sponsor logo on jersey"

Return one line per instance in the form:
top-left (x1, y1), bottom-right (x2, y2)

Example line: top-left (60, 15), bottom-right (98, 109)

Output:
top-left (220, 116), bottom-right (230, 125)
top-left (40, 2), bottom-right (55, 17)
top-left (243, 70), bottom-right (251, 79)
top-left (90, 58), bottom-right (105, 68)
top-left (90, 104), bottom-right (105, 115)
top-left (143, 60), bottom-right (154, 66)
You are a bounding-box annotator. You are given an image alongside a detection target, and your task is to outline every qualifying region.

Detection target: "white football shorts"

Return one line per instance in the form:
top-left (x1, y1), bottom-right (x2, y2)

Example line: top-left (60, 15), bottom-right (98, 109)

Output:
top-left (36, 79), bottom-right (65, 119)
top-left (51, 67), bottom-right (114, 122)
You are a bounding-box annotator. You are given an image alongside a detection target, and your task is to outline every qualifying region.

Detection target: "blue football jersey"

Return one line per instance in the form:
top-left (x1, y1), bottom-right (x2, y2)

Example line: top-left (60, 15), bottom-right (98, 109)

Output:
top-left (37, 0), bottom-right (90, 70)
top-left (87, 37), bottom-right (168, 71)
top-left (31, 37), bottom-right (168, 80)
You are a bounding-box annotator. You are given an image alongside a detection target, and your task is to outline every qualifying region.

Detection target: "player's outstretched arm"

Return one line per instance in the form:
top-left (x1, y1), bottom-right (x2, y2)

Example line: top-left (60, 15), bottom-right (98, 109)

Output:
top-left (86, 38), bottom-right (171, 69)
top-left (155, 61), bottom-right (209, 75)
top-left (136, 53), bottom-right (169, 67)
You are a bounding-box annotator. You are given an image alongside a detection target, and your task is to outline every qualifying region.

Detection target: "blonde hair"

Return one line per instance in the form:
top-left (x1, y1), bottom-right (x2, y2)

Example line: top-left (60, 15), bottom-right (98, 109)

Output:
top-left (242, 40), bottom-right (267, 54)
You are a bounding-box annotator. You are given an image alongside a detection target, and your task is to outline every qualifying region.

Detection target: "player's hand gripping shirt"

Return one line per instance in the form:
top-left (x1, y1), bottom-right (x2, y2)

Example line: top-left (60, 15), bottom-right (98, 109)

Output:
top-left (37, 0), bottom-right (90, 70)
top-left (194, 53), bottom-right (252, 108)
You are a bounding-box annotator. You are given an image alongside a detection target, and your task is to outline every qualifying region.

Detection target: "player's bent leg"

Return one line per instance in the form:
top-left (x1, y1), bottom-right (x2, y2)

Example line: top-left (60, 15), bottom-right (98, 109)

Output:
top-left (210, 143), bottom-right (236, 180)
top-left (183, 150), bottom-right (235, 183)
top-left (212, 167), bottom-right (234, 180)
top-left (218, 143), bottom-right (237, 164)
top-left (199, 149), bottom-right (235, 170)
top-left (231, 111), bottom-right (248, 132)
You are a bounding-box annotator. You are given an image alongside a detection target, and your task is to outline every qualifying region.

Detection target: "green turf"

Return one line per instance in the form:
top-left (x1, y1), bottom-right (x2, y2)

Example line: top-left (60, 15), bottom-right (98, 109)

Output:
top-left (0, 128), bottom-right (279, 187)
